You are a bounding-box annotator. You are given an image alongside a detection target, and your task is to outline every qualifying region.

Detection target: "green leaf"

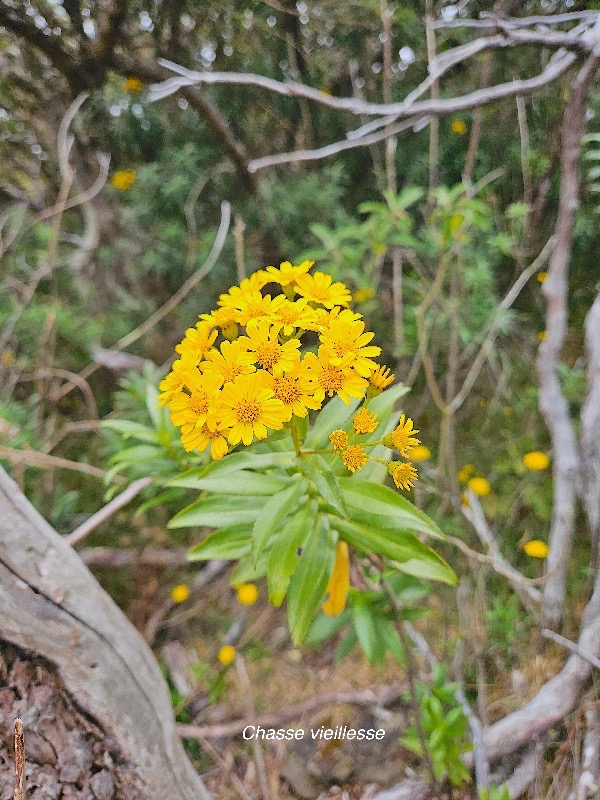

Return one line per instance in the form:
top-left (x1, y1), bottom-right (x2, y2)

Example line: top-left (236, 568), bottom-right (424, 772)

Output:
top-left (378, 619), bottom-right (405, 665)
top-left (304, 395), bottom-right (360, 450)
top-left (251, 477), bottom-right (310, 565)
top-left (188, 525), bottom-right (252, 560)
top-left (305, 609), bottom-right (351, 645)
top-left (300, 454), bottom-right (348, 518)
top-left (331, 517), bottom-right (456, 585)
top-left (101, 419), bottom-right (159, 443)
top-left (351, 598), bottom-right (380, 663)
top-left (170, 469), bottom-right (287, 495)
top-left (146, 384), bottom-right (162, 428)
top-left (287, 514), bottom-right (336, 645)
top-left (339, 479), bottom-right (444, 540)
top-left (267, 500), bottom-right (317, 607)
top-left (335, 628), bottom-right (358, 662)
top-left (169, 451), bottom-right (295, 486)
top-left (169, 495), bottom-right (265, 529)
top-left (230, 551), bottom-right (270, 584)
top-left (367, 382), bottom-right (409, 417)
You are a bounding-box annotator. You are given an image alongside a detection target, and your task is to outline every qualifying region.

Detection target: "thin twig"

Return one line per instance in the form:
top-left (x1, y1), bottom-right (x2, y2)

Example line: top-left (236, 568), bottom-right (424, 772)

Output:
top-left (13, 719), bottom-right (25, 800)
top-left (461, 490), bottom-right (542, 612)
top-left (66, 477), bottom-right (153, 546)
top-left (16, 367), bottom-right (99, 419)
top-left (541, 629), bottom-right (600, 670)
top-left (0, 445), bottom-right (125, 482)
top-left (192, 731), bottom-right (253, 800)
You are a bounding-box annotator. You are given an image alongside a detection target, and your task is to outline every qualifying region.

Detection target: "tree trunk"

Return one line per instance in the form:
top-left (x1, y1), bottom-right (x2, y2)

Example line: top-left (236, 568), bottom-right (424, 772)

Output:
top-left (0, 466), bottom-right (211, 800)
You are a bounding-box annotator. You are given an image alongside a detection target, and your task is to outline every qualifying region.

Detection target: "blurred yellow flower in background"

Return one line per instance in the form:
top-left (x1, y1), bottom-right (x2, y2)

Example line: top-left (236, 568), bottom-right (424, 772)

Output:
top-left (171, 584), bottom-right (190, 603)
top-left (217, 645), bottom-right (236, 665)
top-left (457, 464), bottom-right (475, 484)
top-left (523, 451), bottom-right (550, 471)
top-left (523, 540), bottom-right (549, 558)
top-left (410, 445), bottom-right (431, 462)
top-left (236, 583), bottom-right (259, 605)
top-left (111, 170), bottom-right (136, 190)
top-left (468, 476), bottom-right (491, 497)
top-left (536, 271), bottom-right (548, 283)
top-left (451, 119), bottom-right (468, 135)
top-left (538, 331), bottom-right (547, 341)
top-left (123, 77), bottom-right (143, 92)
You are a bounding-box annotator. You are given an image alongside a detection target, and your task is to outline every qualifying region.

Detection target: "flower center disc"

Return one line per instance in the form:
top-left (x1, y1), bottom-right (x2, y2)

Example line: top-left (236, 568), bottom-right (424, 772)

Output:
top-left (320, 366), bottom-right (344, 395)
top-left (236, 400), bottom-right (262, 423)
top-left (256, 343), bottom-right (281, 370)
top-left (274, 377), bottom-right (300, 404)
top-left (189, 392), bottom-right (209, 415)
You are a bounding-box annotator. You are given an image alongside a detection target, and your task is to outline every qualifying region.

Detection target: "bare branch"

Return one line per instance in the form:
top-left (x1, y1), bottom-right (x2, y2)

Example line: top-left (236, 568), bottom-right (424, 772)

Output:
top-left (0, 446), bottom-right (124, 482)
top-left (66, 477), bottom-right (153, 547)
top-left (581, 289), bottom-right (600, 558)
top-left (541, 628), bottom-right (600, 670)
top-left (537, 51), bottom-right (600, 628)
top-left (461, 491), bottom-right (542, 612)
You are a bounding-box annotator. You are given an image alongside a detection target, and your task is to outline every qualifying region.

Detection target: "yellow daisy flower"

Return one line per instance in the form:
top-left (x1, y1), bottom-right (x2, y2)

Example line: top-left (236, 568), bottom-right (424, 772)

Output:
top-left (218, 645), bottom-right (236, 666)
top-left (171, 583), bottom-right (190, 603)
top-left (167, 369), bottom-right (223, 429)
top-left (319, 313), bottom-right (381, 377)
top-left (295, 271), bottom-right (352, 308)
top-left (242, 319), bottom-right (301, 377)
top-left (389, 461), bottom-right (418, 491)
top-left (268, 296), bottom-right (318, 336)
top-left (353, 287), bottom-right (375, 303)
top-left (123, 77), bottom-right (143, 92)
top-left (304, 346), bottom-right (367, 405)
top-left (199, 306), bottom-right (238, 331)
top-left (536, 271), bottom-right (548, 283)
top-left (353, 407), bottom-right (379, 434)
top-left (200, 339), bottom-right (256, 384)
top-left (385, 415), bottom-right (420, 457)
top-left (457, 464), bottom-right (475, 484)
top-left (239, 271), bottom-right (271, 292)
top-left (329, 429), bottom-right (349, 451)
top-left (451, 119), bottom-right (468, 135)
top-left (342, 444), bottom-right (369, 473)
top-left (175, 322), bottom-right (218, 364)
top-left (523, 451), bottom-right (550, 471)
top-left (180, 421), bottom-right (229, 459)
top-left (369, 365), bottom-right (395, 390)
top-left (218, 286), bottom-right (275, 326)
top-left (157, 353), bottom-right (198, 407)
top-left (266, 359), bottom-right (321, 420)
top-left (523, 540), bottom-right (549, 558)
top-left (468, 476), bottom-right (491, 497)
top-left (218, 372), bottom-right (288, 446)
top-left (236, 583), bottom-right (259, 605)
top-left (265, 259), bottom-right (314, 286)
top-left (111, 170), bottom-right (136, 190)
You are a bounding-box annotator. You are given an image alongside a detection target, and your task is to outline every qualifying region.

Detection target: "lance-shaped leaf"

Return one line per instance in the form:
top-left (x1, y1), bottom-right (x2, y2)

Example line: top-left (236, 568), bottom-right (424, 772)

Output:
top-left (300, 454), bottom-right (348, 518)
top-left (267, 499), bottom-right (317, 607)
top-left (352, 597), bottom-right (384, 664)
top-left (287, 514), bottom-right (336, 645)
top-left (188, 524), bottom-right (253, 561)
top-left (331, 517), bottom-right (456, 585)
top-left (170, 469), bottom-right (287, 496)
top-left (251, 476), bottom-right (310, 565)
top-left (339, 479), bottom-right (444, 540)
top-left (169, 494), bottom-right (265, 529)
top-left (168, 451), bottom-right (295, 487)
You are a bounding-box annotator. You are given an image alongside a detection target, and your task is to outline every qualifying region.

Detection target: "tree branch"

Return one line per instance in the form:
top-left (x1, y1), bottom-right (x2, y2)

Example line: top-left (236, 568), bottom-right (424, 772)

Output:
top-left (537, 51), bottom-right (600, 628)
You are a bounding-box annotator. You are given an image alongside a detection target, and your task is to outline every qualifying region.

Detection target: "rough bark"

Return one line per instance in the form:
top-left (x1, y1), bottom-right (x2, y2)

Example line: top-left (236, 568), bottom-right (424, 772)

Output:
top-left (0, 467), bottom-right (210, 800)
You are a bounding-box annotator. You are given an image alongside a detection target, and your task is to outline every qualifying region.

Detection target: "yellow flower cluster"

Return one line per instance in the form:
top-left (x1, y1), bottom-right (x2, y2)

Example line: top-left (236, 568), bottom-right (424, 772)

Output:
top-left (159, 262), bottom-right (422, 492)
top-left (159, 262), bottom-right (388, 457)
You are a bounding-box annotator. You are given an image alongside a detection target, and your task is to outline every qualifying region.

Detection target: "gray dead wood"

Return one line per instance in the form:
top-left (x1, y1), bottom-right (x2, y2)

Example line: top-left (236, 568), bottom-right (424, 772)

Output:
top-left (0, 466), bottom-right (211, 800)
